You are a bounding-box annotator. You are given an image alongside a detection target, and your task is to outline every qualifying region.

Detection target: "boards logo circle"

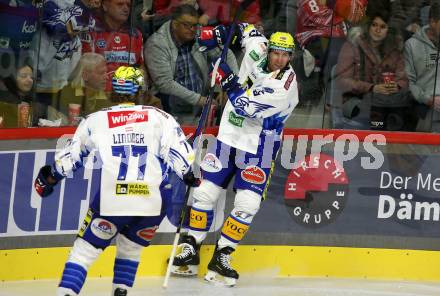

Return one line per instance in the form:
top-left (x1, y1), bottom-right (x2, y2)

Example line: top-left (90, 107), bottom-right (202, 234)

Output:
top-left (283, 153), bottom-right (349, 228)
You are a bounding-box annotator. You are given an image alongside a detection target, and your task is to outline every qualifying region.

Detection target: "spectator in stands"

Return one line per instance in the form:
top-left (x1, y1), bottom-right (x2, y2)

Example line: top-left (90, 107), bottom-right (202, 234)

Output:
top-left (336, 10), bottom-right (414, 131)
top-left (420, 0), bottom-right (434, 27)
top-left (0, 58), bottom-right (34, 128)
top-left (405, 2), bottom-right (440, 132)
top-left (197, 0), bottom-right (262, 27)
top-left (45, 53), bottom-right (111, 126)
top-left (35, 0), bottom-right (99, 123)
top-left (260, 0), bottom-right (297, 37)
top-left (145, 4), bottom-right (238, 124)
top-left (389, 0), bottom-right (429, 41)
top-left (82, 0), bottom-right (144, 92)
top-left (295, 0), bottom-right (367, 106)
top-left (135, 0), bottom-right (209, 39)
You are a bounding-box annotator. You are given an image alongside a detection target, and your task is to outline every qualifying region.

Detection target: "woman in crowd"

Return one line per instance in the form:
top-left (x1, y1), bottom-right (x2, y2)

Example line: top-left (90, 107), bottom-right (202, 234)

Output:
top-left (335, 9), bottom-right (415, 131)
top-left (0, 59), bottom-right (34, 128)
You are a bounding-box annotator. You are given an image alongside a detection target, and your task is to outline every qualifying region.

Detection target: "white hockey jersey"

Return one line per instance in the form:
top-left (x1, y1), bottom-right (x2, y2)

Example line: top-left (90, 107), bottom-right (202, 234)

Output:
top-left (54, 104), bottom-right (194, 216)
top-left (36, 0), bottom-right (96, 91)
top-left (217, 25), bottom-right (299, 155)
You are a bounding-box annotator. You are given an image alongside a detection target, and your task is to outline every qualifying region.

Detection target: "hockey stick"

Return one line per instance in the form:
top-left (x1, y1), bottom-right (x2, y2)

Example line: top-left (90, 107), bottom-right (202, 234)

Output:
top-left (429, 29), bottom-right (440, 130)
top-left (162, 0), bottom-right (255, 288)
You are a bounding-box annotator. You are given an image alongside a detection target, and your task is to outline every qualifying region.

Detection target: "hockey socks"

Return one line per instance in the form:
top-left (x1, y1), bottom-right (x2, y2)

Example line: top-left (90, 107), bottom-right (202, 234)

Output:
top-left (113, 258), bottom-right (139, 288)
top-left (219, 214), bottom-right (250, 247)
top-left (58, 262), bottom-right (87, 295)
top-left (188, 207), bottom-right (214, 233)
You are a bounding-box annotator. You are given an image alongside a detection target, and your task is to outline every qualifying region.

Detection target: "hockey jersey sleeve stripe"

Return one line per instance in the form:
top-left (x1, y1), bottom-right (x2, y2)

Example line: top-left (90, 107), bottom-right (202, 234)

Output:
top-left (169, 148), bottom-right (190, 169)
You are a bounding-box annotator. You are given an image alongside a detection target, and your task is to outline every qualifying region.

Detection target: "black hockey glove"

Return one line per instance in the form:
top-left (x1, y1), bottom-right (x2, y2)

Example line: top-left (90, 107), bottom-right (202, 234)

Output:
top-left (213, 60), bottom-right (240, 92)
top-left (198, 24), bottom-right (244, 52)
top-left (34, 165), bottom-right (61, 197)
top-left (183, 171), bottom-right (201, 187)
top-left (198, 25), bottom-right (227, 51)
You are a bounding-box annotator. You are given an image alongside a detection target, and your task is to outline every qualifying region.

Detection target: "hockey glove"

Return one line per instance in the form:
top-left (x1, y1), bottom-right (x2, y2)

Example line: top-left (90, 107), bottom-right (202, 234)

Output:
top-left (34, 165), bottom-right (61, 197)
top-left (198, 25), bottom-right (227, 51)
top-left (213, 60), bottom-right (240, 92)
top-left (183, 171), bottom-right (201, 187)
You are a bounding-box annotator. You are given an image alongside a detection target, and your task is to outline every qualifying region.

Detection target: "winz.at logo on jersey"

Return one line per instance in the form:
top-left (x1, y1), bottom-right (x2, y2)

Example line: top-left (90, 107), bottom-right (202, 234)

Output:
top-left (284, 153), bottom-right (349, 228)
top-left (108, 111), bottom-right (148, 128)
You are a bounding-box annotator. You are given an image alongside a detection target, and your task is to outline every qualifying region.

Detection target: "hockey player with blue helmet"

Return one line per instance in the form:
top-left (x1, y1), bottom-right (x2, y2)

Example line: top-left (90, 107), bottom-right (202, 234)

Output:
top-left (34, 66), bottom-right (200, 296)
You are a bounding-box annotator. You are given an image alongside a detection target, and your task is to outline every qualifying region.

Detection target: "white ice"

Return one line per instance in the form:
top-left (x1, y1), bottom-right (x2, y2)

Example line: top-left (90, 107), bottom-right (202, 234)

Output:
top-left (1, 276), bottom-right (440, 296)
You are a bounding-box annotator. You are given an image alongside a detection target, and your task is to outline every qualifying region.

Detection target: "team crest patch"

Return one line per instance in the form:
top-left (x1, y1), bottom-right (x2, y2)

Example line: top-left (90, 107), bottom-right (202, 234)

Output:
top-left (136, 226), bottom-right (158, 242)
top-left (241, 166), bottom-right (266, 184)
top-left (91, 218), bottom-right (116, 240)
top-left (201, 153), bottom-right (222, 173)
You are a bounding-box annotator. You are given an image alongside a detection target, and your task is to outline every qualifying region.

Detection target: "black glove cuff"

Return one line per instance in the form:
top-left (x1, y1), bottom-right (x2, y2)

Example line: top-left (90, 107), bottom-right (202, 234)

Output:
top-left (40, 165), bottom-right (61, 185)
top-left (183, 171), bottom-right (201, 187)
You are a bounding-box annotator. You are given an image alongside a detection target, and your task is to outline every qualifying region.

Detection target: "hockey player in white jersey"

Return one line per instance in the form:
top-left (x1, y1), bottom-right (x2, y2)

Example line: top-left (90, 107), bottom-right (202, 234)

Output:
top-left (171, 24), bottom-right (298, 286)
top-left (34, 66), bottom-right (199, 296)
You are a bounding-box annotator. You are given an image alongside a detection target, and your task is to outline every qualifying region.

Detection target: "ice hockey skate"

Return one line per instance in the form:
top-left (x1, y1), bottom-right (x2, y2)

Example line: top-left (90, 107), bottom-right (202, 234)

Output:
top-left (114, 287), bottom-right (127, 296)
top-left (170, 235), bottom-right (200, 276)
top-left (204, 246), bottom-right (239, 287)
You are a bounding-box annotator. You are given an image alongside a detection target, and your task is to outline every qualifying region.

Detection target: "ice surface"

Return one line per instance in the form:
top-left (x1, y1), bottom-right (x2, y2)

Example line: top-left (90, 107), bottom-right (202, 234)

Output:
top-left (1, 276), bottom-right (440, 296)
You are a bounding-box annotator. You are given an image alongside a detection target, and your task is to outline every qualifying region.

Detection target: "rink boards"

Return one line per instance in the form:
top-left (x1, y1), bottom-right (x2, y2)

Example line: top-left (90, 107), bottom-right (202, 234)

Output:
top-left (2, 245), bottom-right (440, 281)
top-left (1, 127), bottom-right (440, 282)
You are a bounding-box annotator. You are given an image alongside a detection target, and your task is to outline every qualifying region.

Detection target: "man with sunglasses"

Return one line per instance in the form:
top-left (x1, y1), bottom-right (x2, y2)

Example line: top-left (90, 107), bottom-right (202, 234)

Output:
top-left (145, 4), bottom-right (238, 124)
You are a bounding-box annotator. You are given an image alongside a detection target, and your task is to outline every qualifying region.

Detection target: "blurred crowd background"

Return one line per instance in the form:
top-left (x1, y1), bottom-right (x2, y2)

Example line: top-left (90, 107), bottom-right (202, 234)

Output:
top-left (0, 0), bottom-right (439, 133)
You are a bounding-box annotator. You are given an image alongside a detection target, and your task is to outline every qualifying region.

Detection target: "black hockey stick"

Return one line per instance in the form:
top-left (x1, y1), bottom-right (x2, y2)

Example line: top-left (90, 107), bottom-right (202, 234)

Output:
top-left (162, 0), bottom-right (255, 288)
top-left (429, 29), bottom-right (440, 130)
